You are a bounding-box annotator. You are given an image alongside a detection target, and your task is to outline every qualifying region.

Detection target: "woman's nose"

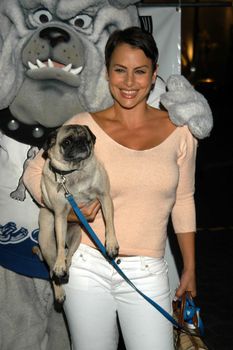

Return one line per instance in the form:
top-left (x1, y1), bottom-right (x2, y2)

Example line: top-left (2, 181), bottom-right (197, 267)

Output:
top-left (124, 72), bottom-right (134, 86)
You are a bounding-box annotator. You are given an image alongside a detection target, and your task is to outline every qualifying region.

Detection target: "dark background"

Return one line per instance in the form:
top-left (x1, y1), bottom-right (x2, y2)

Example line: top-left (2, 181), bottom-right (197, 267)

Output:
top-left (181, 2), bottom-right (233, 349)
top-left (119, 1), bottom-right (233, 349)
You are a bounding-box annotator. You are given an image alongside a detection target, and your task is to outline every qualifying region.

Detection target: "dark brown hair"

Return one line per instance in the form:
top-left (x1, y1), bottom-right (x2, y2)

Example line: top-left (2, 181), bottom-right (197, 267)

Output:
top-left (105, 26), bottom-right (159, 72)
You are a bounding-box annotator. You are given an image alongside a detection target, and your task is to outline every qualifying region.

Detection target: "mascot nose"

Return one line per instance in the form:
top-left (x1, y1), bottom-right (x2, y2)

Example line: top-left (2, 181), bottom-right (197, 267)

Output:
top-left (40, 27), bottom-right (70, 48)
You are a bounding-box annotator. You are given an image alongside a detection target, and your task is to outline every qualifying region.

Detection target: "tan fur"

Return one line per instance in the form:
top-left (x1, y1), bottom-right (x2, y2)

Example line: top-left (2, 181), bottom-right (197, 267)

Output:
top-left (39, 125), bottom-right (119, 303)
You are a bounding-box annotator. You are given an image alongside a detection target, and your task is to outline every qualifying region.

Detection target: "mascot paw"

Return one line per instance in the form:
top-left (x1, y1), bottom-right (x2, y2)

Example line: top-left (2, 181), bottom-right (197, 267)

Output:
top-left (160, 75), bottom-right (213, 139)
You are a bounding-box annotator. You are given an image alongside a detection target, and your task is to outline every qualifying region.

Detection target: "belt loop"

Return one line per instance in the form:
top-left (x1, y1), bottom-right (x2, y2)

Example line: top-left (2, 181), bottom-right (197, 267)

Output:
top-left (164, 259), bottom-right (168, 272)
top-left (140, 256), bottom-right (146, 270)
top-left (140, 256), bottom-right (149, 270)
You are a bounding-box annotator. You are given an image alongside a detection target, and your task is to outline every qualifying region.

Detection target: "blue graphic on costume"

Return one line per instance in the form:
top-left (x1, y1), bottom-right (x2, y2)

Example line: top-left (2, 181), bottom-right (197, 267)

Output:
top-left (0, 222), bottom-right (39, 244)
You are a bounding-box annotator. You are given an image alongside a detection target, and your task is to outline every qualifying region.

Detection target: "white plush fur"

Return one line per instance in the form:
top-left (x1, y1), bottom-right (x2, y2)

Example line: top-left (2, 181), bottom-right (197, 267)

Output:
top-left (161, 75), bottom-right (213, 139)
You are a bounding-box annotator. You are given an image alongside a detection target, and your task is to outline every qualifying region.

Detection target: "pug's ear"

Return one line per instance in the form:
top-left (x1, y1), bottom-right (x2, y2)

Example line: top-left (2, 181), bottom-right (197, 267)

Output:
top-left (83, 125), bottom-right (96, 144)
top-left (43, 129), bottom-right (58, 152)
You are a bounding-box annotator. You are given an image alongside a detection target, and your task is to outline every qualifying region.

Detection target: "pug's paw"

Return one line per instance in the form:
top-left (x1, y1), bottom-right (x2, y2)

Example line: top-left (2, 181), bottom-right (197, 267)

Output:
top-left (105, 236), bottom-right (119, 259)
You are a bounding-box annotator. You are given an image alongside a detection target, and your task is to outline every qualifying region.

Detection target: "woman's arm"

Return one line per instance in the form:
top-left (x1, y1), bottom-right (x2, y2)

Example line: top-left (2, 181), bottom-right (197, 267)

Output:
top-left (175, 231), bottom-right (196, 297)
top-left (68, 200), bottom-right (101, 222)
top-left (23, 148), bottom-right (101, 220)
top-left (171, 128), bottom-right (198, 298)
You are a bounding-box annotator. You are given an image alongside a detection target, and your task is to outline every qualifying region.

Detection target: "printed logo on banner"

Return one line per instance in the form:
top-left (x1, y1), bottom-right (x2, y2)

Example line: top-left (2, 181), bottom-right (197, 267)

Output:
top-left (0, 222), bottom-right (39, 244)
top-left (139, 16), bottom-right (153, 34)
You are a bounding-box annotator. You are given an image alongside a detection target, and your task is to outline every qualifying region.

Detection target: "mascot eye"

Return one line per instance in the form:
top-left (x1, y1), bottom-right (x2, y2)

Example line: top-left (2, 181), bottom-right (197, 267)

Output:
top-left (31, 9), bottom-right (53, 25)
top-left (69, 14), bottom-right (92, 29)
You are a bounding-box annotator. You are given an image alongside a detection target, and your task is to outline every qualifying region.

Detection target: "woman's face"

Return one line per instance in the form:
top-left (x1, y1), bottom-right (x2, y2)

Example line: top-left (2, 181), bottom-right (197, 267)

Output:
top-left (106, 43), bottom-right (157, 110)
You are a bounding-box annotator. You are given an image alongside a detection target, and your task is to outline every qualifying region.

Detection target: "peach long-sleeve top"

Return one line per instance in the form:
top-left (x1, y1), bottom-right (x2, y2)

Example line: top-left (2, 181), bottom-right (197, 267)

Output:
top-left (23, 112), bottom-right (197, 258)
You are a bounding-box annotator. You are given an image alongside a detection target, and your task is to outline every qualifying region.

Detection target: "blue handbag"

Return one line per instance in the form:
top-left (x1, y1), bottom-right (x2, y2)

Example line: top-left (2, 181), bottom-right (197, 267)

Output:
top-left (173, 291), bottom-right (208, 350)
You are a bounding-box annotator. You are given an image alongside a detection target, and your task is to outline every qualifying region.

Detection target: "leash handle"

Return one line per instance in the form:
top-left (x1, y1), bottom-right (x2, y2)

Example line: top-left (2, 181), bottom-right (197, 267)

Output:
top-left (66, 193), bottom-right (204, 335)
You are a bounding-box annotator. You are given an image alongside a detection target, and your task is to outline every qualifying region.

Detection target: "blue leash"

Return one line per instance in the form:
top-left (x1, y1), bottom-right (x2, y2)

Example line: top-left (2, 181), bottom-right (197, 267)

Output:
top-left (65, 192), bottom-right (204, 336)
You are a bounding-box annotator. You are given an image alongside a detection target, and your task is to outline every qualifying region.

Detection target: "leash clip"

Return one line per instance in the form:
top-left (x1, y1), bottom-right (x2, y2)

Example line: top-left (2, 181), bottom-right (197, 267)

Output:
top-left (56, 174), bottom-right (70, 196)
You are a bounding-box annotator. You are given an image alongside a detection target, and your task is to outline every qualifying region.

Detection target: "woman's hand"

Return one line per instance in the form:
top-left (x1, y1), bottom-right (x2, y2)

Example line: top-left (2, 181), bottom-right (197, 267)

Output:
top-left (175, 268), bottom-right (196, 298)
top-left (67, 199), bottom-right (101, 223)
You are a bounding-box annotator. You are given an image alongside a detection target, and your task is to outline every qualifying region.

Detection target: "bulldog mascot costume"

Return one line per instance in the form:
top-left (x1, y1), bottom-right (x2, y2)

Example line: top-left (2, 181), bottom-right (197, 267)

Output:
top-left (0, 0), bottom-right (213, 349)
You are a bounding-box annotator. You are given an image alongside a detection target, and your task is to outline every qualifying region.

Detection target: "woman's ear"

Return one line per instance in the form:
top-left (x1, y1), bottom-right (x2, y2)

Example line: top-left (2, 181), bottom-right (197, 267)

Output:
top-left (152, 65), bottom-right (158, 84)
top-left (152, 73), bottom-right (157, 85)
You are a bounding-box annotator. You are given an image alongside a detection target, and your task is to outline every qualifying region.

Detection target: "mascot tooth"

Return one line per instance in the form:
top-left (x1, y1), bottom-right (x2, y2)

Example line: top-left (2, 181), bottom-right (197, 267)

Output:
top-left (0, 1), bottom-right (213, 349)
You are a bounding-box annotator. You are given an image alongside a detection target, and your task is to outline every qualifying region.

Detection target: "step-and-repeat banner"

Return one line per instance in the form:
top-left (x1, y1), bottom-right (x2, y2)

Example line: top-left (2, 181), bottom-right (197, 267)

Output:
top-left (138, 6), bottom-right (181, 81)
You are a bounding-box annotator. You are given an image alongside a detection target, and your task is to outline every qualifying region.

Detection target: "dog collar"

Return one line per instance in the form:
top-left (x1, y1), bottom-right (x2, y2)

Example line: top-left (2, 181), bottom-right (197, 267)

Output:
top-left (0, 107), bottom-right (56, 147)
top-left (49, 162), bottom-right (78, 176)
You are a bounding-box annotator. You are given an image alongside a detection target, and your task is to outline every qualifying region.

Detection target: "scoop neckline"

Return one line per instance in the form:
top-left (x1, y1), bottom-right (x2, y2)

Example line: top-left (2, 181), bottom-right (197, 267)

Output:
top-left (86, 112), bottom-right (181, 153)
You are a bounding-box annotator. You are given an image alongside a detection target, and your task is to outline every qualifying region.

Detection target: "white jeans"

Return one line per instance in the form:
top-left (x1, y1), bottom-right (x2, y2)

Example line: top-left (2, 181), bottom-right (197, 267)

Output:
top-left (64, 244), bottom-right (174, 350)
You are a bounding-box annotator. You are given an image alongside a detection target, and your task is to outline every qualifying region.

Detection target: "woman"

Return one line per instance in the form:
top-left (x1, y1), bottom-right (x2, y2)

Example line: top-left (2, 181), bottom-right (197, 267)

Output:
top-left (24, 27), bottom-right (197, 350)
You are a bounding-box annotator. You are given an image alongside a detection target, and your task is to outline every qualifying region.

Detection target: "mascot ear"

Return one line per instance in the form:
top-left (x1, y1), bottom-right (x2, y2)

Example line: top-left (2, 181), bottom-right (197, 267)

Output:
top-left (108, 0), bottom-right (140, 9)
top-left (43, 129), bottom-right (58, 151)
top-left (83, 125), bottom-right (96, 145)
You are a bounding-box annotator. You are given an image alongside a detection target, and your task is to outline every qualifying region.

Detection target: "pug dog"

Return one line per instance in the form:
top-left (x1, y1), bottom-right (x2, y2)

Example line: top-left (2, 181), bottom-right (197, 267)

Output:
top-left (39, 124), bottom-right (119, 303)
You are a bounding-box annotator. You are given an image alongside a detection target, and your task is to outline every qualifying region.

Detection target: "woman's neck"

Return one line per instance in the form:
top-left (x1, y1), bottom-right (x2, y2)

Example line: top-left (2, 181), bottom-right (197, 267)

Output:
top-left (110, 103), bottom-right (153, 129)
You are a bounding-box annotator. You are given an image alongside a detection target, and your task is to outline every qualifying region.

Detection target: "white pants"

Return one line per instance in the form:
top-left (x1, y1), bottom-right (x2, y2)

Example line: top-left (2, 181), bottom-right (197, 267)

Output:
top-left (64, 244), bottom-right (174, 350)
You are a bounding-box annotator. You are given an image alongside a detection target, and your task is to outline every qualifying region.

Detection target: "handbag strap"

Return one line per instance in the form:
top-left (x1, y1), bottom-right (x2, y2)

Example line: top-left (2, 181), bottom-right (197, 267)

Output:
top-left (173, 291), bottom-right (204, 335)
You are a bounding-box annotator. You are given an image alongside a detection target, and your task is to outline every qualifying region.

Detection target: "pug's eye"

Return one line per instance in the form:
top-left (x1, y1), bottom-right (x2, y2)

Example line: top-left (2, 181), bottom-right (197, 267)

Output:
top-left (69, 14), bottom-right (92, 29)
top-left (62, 138), bottom-right (72, 147)
top-left (28, 9), bottom-right (53, 27)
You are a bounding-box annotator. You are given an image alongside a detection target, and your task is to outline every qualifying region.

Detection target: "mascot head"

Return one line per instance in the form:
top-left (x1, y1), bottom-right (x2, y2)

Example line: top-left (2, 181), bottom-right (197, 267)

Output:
top-left (0, 0), bottom-right (140, 137)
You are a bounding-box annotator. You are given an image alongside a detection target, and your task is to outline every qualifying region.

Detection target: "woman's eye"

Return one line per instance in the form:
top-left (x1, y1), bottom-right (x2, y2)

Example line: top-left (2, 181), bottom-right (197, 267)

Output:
top-left (136, 70), bottom-right (146, 74)
top-left (114, 68), bottom-right (125, 73)
top-left (69, 14), bottom-right (93, 29)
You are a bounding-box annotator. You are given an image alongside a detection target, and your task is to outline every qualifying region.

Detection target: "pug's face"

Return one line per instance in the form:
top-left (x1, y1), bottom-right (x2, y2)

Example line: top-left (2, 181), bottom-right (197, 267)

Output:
top-left (44, 125), bottom-right (96, 170)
